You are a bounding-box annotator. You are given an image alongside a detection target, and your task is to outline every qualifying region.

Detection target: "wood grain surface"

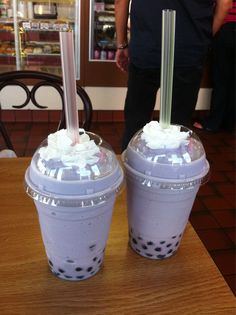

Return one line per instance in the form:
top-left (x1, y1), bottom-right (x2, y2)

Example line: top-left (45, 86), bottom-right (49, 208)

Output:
top-left (0, 158), bottom-right (235, 315)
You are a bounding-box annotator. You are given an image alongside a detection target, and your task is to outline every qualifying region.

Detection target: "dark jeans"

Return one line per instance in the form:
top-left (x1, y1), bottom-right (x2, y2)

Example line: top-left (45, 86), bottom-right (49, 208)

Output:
top-left (204, 22), bottom-right (236, 131)
top-left (122, 63), bottom-right (203, 150)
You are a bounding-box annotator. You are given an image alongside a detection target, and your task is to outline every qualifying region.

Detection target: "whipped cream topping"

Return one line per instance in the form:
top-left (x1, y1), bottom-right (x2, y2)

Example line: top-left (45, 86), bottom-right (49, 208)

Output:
top-left (38, 129), bottom-right (100, 168)
top-left (141, 121), bottom-right (189, 149)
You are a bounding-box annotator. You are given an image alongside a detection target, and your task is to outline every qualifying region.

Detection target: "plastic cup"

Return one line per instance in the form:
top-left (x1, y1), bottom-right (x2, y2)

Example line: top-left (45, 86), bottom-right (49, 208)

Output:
top-left (25, 130), bottom-right (124, 280)
top-left (122, 124), bottom-right (209, 260)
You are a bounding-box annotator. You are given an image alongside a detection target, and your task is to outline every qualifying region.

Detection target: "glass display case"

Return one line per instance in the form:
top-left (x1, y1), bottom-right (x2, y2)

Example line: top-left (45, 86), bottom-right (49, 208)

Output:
top-left (20, 18), bottom-right (72, 75)
top-left (0, 0), bottom-right (129, 86)
top-left (0, 0), bottom-right (16, 72)
top-left (84, 0), bottom-right (127, 86)
top-left (0, 0), bottom-right (81, 80)
top-left (89, 0), bottom-right (116, 61)
top-left (0, 16), bottom-right (15, 72)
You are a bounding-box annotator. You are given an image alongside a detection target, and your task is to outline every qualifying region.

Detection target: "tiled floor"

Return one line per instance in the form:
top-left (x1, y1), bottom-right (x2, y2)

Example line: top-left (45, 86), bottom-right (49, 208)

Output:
top-left (1, 120), bottom-right (235, 296)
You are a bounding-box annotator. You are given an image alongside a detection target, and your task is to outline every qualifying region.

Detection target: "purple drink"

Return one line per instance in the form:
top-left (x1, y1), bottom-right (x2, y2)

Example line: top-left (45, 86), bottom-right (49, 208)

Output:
top-left (25, 129), bottom-right (124, 280)
top-left (123, 122), bottom-right (209, 259)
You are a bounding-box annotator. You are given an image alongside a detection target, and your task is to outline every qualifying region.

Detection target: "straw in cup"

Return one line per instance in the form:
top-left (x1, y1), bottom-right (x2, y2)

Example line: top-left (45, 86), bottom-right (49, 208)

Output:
top-left (60, 30), bottom-right (80, 144)
top-left (159, 10), bottom-right (176, 129)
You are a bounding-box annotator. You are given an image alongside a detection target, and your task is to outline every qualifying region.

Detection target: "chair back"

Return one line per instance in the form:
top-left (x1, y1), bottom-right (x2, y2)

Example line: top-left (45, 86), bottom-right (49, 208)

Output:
top-left (0, 70), bottom-right (93, 150)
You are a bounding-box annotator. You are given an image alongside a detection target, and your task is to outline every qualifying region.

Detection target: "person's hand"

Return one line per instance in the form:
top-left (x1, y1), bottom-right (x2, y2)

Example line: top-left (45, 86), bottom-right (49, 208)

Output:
top-left (115, 48), bottom-right (129, 72)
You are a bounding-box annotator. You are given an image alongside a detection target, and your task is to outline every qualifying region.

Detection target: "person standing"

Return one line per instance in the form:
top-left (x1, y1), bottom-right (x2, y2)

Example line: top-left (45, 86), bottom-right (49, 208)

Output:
top-left (194, 0), bottom-right (235, 132)
top-left (115, 0), bottom-right (215, 150)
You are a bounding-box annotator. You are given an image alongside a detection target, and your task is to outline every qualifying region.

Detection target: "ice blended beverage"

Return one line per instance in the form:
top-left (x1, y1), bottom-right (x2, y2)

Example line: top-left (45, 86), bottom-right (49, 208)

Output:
top-left (123, 121), bottom-right (209, 259)
top-left (25, 129), bottom-right (124, 280)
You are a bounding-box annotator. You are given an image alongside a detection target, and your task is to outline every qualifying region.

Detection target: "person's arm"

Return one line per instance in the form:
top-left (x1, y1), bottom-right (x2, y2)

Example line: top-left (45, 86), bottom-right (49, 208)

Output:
top-left (213, 0), bottom-right (233, 35)
top-left (115, 0), bottom-right (130, 72)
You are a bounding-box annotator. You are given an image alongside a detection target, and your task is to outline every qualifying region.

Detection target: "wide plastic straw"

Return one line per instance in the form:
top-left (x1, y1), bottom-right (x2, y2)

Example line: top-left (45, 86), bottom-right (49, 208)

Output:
top-left (160, 10), bottom-right (176, 129)
top-left (59, 31), bottom-right (80, 144)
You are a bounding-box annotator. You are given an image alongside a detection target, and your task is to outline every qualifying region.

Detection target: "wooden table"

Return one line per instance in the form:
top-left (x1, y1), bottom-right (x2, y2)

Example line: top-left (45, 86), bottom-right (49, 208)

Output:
top-left (0, 158), bottom-right (235, 315)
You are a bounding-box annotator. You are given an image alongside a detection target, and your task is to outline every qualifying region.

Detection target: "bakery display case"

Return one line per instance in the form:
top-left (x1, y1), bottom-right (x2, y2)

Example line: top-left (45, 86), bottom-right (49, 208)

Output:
top-left (0, 0), bottom-right (81, 80)
top-left (20, 18), bottom-right (72, 76)
top-left (83, 0), bottom-right (127, 86)
top-left (0, 0), bottom-right (129, 86)
top-left (89, 0), bottom-right (116, 61)
top-left (0, 16), bottom-right (16, 72)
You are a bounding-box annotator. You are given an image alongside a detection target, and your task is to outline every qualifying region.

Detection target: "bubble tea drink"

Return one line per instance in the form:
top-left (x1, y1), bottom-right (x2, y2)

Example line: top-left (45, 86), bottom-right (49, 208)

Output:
top-left (25, 129), bottom-right (123, 280)
top-left (123, 121), bottom-right (209, 260)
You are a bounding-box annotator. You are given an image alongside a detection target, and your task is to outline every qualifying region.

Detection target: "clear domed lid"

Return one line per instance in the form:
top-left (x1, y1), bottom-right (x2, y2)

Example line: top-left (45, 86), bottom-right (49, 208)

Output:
top-left (32, 129), bottom-right (117, 182)
top-left (25, 129), bottom-right (124, 201)
top-left (123, 122), bottom-right (210, 182)
top-left (129, 124), bottom-right (205, 165)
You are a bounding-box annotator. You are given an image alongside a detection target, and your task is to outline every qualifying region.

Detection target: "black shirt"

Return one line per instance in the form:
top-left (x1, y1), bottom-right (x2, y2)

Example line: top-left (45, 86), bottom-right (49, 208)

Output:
top-left (130, 0), bottom-right (214, 68)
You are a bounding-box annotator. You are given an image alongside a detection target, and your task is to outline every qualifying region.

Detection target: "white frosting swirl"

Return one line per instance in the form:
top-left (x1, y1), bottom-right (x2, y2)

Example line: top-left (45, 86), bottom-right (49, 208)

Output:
top-left (38, 129), bottom-right (100, 168)
top-left (141, 121), bottom-right (189, 149)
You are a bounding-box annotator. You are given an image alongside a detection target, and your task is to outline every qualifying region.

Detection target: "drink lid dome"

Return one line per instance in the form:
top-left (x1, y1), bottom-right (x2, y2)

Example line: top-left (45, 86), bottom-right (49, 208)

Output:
top-left (123, 122), bottom-right (209, 186)
top-left (25, 129), bottom-right (124, 206)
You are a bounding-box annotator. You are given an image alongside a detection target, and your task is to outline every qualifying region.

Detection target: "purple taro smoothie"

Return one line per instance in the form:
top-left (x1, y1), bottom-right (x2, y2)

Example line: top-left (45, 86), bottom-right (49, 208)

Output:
top-left (25, 129), bottom-right (124, 280)
top-left (123, 122), bottom-right (209, 260)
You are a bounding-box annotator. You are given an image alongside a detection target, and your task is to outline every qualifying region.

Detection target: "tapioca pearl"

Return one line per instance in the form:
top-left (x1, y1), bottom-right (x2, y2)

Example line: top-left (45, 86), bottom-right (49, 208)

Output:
top-left (90, 270), bottom-right (96, 275)
top-left (138, 236), bottom-right (143, 241)
top-left (157, 254), bottom-right (166, 259)
top-left (175, 241), bottom-right (179, 247)
top-left (132, 238), bottom-right (137, 245)
top-left (87, 266), bottom-right (93, 272)
top-left (167, 249), bottom-right (173, 254)
top-left (93, 257), bottom-right (98, 262)
top-left (145, 253), bottom-right (153, 257)
top-left (97, 259), bottom-right (101, 264)
top-left (89, 244), bottom-right (96, 251)
top-left (76, 275), bottom-right (85, 279)
top-left (66, 259), bottom-right (74, 263)
top-left (179, 234), bottom-right (182, 238)
top-left (154, 247), bottom-right (162, 252)
top-left (141, 244), bottom-right (148, 250)
top-left (172, 235), bottom-right (177, 239)
top-left (160, 241), bottom-right (165, 244)
top-left (58, 268), bottom-right (65, 273)
top-left (65, 275), bottom-right (73, 279)
top-left (75, 267), bottom-right (83, 272)
top-left (166, 243), bottom-right (172, 248)
top-left (147, 241), bottom-right (154, 246)
top-left (135, 248), bottom-right (141, 253)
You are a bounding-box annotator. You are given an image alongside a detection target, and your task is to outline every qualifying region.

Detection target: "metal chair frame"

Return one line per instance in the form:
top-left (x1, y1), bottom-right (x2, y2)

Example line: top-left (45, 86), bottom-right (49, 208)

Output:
top-left (0, 70), bottom-right (93, 151)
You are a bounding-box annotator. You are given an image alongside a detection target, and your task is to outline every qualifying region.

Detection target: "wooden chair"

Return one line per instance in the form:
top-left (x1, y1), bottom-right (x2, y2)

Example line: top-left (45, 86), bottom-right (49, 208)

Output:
top-left (0, 70), bottom-right (93, 151)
